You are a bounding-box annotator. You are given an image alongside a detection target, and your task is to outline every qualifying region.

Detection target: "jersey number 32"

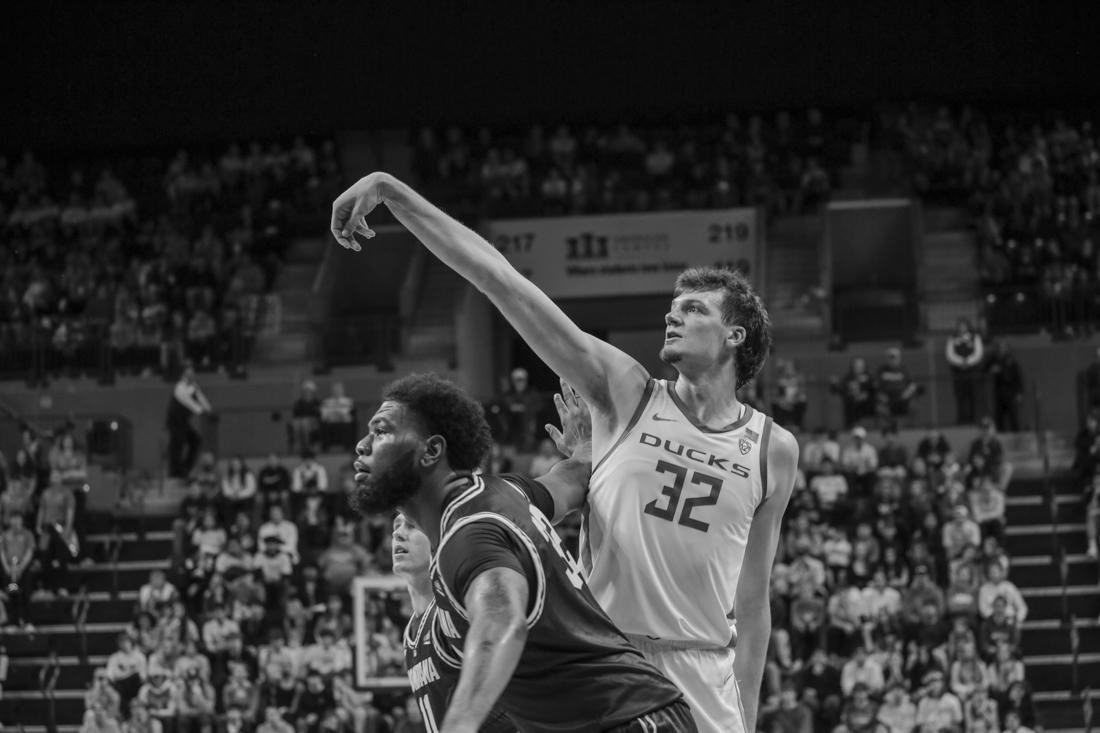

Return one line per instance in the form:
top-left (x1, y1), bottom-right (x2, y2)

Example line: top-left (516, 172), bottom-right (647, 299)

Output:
top-left (644, 460), bottom-right (723, 532)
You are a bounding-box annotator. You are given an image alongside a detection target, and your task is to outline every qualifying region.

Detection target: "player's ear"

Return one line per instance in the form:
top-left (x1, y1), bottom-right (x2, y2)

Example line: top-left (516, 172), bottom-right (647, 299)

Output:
top-left (420, 435), bottom-right (446, 468)
top-left (727, 325), bottom-right (746, 348)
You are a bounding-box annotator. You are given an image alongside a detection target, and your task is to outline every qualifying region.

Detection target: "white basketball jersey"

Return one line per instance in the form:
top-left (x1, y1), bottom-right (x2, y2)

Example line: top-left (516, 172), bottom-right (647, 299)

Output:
top-left (582, 379), bottom-right (774, 648)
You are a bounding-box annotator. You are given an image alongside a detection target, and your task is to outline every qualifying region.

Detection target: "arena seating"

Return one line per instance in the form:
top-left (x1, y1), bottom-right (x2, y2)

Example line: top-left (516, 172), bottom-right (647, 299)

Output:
top-left (0, 140), bottom-right (343, 383)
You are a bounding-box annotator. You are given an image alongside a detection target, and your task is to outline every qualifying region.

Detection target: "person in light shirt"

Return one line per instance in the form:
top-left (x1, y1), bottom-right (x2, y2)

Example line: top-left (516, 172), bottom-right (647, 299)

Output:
top-left (257, 504), bottom-right (299, 564)
top-left (840, 646), bottom-right (885, 697)
top-left (978, 562), bottom-right (1028, 624)
top-left (810, 457), bottom-right (849, 521)
top-left (914, 670), bottom-right (963, 733)
top-left (862, 567), bottom-right (902, 619)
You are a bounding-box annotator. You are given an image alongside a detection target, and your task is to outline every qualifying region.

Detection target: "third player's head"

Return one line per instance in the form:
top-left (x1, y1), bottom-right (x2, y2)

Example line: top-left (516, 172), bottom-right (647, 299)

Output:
top-left (352, 373), bottom-right (493, 515)
top-left (659, 266), bottom-right (771, 388)
top-left (391, 513), bottom-right (432, 582)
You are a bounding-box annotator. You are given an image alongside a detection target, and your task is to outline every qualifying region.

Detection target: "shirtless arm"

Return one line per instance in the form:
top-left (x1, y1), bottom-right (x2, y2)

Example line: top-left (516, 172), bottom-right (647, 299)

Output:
top-left (331, 174), bottom-right (648, 430)
top-left (734, 426), bottom-right (799, 733)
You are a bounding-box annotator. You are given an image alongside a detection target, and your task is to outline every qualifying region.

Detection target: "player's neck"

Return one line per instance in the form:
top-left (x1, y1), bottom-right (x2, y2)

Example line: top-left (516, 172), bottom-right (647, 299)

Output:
top-left (673, 369), bottom-right (744, 427)
top-left (401, 465), bottom-right (456, 546)
top-left (404, 577), bottom-right (434, 614)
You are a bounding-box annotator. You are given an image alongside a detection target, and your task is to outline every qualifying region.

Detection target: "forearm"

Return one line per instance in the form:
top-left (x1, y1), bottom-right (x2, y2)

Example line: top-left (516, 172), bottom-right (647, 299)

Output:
top-left (444, 569), bottom-right (529, 732)
top-left (734, 604), bottom-right (771, 732)
top-left (539, 454), bottom-right (591, 523)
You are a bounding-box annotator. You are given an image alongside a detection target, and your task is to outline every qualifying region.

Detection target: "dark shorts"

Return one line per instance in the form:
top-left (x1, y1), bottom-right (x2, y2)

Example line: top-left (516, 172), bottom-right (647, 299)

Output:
top-left (607, 699), bottom-right (698, 733)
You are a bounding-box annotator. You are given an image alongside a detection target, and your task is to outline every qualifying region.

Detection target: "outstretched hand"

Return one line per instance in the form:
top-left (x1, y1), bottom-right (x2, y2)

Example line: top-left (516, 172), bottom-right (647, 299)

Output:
top-left (331, 173), bottom-right (390, 250)
top-left (545, 378), bottom-right (592, 460)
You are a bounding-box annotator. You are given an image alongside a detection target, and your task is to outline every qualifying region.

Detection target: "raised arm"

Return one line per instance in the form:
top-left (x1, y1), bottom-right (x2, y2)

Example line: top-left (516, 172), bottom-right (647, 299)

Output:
top-left (733, 425), bottom-right (799, 733)
top-left (441, 567), bottom-right (529, 733)
top-left (331, 173), bottom-right (648, 421)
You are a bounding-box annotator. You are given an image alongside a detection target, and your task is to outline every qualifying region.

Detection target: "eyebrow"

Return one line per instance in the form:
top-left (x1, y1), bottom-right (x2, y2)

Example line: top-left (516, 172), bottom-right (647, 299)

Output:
top-left (672, 297), bottom-right (709, 311)
top-left (368, 415), bottom-right (394, 430)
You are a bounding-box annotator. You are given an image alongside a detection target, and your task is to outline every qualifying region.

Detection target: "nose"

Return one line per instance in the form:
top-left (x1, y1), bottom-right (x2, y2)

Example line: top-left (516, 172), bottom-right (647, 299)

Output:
top-left (355, 435), bottom-right (372, 457)
top-left (665, 311), bottom-right (681, 327)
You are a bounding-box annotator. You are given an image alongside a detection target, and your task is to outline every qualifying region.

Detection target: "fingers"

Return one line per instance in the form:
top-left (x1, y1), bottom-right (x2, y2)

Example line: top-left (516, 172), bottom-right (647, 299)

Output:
top-left (545, 424), bottom-right (564, 450)
top-left (558, 378), bottom-right (580, 408)
top-left (552, 392), bottom-right (567, 421)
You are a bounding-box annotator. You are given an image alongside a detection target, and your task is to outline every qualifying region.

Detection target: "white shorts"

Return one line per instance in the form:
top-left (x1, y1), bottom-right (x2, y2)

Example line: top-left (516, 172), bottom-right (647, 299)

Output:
top-left (628, 635), bottom-right (747, 733)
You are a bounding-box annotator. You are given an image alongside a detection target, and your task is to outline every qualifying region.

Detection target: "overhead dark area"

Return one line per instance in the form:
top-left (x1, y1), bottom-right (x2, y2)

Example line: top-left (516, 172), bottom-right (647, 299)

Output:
top-left (6, 0), bottom-right (1100, 149)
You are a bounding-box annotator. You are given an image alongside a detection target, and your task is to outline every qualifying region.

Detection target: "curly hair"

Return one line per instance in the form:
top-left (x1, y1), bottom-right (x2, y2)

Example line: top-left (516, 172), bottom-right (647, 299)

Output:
top-left (673, 266), bottom-right (772, 389)
top-left (382, 373), bottom-right (493, 471)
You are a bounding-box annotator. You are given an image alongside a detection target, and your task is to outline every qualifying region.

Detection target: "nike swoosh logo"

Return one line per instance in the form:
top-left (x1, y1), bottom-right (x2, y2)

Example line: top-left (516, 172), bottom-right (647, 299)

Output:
top-left (652, 414), bottom-right (677, 422)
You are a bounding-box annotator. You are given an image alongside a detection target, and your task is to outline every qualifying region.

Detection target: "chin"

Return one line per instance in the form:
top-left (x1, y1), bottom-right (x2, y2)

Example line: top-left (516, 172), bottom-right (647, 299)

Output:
top-left (659, 346), bottom-right (683, 364)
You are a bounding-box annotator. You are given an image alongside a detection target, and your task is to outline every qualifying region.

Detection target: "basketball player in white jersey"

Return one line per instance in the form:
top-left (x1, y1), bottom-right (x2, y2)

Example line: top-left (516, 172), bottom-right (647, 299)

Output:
top-left (332, 173), bottom-right (799, 733)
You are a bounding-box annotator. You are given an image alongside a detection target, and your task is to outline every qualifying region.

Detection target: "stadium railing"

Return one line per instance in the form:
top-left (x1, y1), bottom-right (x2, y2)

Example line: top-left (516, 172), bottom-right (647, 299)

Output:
top-left (72, 584), bottom-right (91, 665)
top-left (982, 283), bottom-right (1100, 336)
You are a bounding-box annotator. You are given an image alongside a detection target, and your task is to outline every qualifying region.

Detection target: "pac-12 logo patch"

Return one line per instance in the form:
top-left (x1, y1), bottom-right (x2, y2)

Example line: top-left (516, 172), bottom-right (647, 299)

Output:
top-left (739, 438), bottom-right (752, 455)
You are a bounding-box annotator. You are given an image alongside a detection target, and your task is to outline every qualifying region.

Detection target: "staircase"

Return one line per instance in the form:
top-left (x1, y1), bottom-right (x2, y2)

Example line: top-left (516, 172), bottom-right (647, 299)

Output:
top-left (251, 237), bottom-right (327, 365)
top-left (403, 257), bottom-right (465, 363)
top-left (766, 214), bottom-right (826, 339)
top-left (1005, 473), bottom-right (1100, 731)
top-left (920, 207), bottom-right (982, 333)
top-left (1, 512), bottom-right (175, 733)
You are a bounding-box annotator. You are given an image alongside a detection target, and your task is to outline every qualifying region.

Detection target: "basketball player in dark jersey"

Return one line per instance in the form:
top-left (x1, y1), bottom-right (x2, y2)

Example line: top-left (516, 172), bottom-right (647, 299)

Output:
top-left (353, 373), bottom-right (695, 733)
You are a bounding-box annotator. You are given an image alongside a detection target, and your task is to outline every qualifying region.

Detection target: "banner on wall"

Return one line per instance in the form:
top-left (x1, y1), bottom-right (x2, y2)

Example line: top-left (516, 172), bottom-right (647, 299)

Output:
top-left (487, 208), bottom-right (760, 299)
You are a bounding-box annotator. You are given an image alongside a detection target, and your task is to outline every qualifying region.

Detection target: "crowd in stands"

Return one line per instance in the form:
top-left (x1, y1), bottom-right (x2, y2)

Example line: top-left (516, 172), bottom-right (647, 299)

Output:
top-left (0, 425), bottom-right (90, 630)
top-left (0, 139), bottom-right (344, 381)
top-left (412, 110), bottom-right (856, 220)
top-left (764, 420), bottom-right (1033, 733)
top-left (880, 104), bottom-right (1100, 336)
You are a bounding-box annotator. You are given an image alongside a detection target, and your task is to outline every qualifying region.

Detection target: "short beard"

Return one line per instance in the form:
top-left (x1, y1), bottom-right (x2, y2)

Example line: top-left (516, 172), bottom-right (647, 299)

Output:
top-left (352, 449), bottom-right (422, 516)
top-left (658, 346), bottom-right (682, 364)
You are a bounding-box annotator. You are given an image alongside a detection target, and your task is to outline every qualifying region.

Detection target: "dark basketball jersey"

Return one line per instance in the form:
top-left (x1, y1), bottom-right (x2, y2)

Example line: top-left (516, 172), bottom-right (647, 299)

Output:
top-left (404, 601), bottom-right (515, 733)
top-left (427, 473), bottom-right (683, 733)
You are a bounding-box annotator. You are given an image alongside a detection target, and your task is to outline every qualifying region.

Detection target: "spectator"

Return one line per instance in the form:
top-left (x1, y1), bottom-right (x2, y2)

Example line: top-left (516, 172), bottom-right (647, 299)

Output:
top-left (202, 605), bottom-right (240, 655)
top-left (841, 646), bottom-right (885, 697)
top-left (316, 525), bottom-right (372, 598)
top-left (942, 505), bottom-right (982, 561)
top-left (221, 661), bottom-right (259, 722)
top-left (945, 564), bottom-right (981, 622)
top-left (945, 319), bottom-right (985, 425)
top-left (914, 670), bottom-right (964, 733)
top-left (192, 508), bottom-right (228, 561)
top-left (772, 358), bottom-right (808, 431)
top-left (768, 678), bottom-right (813, 733)
top-left (969, 478), bottom-right (1006, 542)
top-left (501, 367), bottom-right (544, 452)
top-left (965, 685), bottom-right (1000, 733)
top-left (989, 641), bottom-right (1027, 699)
top-left (876, 348), bottom-right (922, 425)
top-left (221, 456), bottom-right (258, 525)
top-left (85, 668), bottom-right (123, 721)
top-left (258, 504), bottom-right (299, 564)
top-left (257, 453), bottom-right (291, 517)
top-left (949, 636), bottom-right (991, 700)
top-left (83, 703), bottom-right (124, 733)
top-left (833, 358), bottom-right (876, 428)
top-left (290, 381), bottom-right (322, 455)
top-left (985, 342), bottom-right (1024, 432)
top-left (801, 429), bottom-right (839, 475)
top-left (176, 665), bottom-right (216, 733)
top-left (903, 565), bottom-right (947, 626)
top-left (877, 426), bottom-right (908, 473)
top-left (137, 668), bottom-right (178, 732)
top-left (106, 632), bottom-right (147, 712)
top-left (215, 537), bottom-right (255, 576)
top-left (291, 451), bottom-right (328, 514)
top-left (318, 382), bottom-right (356, 451)
top-left (218, 707), bottom-right (250, 733)
top-left (829, 572), bottom-right (867, 657)
top-left (978, 562), bottom-right (1028, 624)
top-left (254, 535), bottom-right (293, 611)
top-left (256, 707), bottom-right (294, 733)
top-left (122, 704), bottom-right (163, 733)
top-left (51, 431), bottom-right (89, 485)
top-left (36, 468), bottom-right (77, 596)
top-left (166, 363), bottom-right (213, 479)
top-left (876, 683), bottom-right (917, 733)
top-left (140, 569), bottom-right (181, 614)
top-left (0, 511), bottom-right (35, 630)
top-left (810, 458), bottom-right (849, 522)
top-left (841, 426), bottom-right (879, 501)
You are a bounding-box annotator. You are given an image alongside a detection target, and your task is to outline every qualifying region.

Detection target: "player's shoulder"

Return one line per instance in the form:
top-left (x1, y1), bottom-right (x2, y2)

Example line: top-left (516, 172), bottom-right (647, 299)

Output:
top-left (766, 421), bottom-right (800, 465)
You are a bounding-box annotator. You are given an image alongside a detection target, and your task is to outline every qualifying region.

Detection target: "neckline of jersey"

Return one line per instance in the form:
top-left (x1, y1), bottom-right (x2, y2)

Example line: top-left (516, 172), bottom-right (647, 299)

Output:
top-left (665, 380), bottom-right (754, 433)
